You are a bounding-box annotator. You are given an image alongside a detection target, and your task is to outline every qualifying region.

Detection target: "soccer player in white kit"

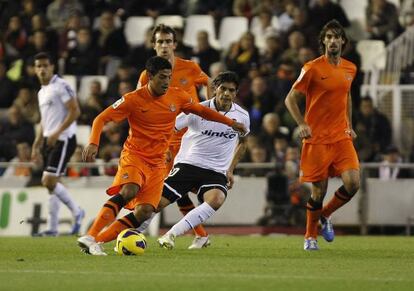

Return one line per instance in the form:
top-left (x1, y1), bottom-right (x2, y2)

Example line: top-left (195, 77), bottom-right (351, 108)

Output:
top-left (31, 52), bottom-right (84, 236)
top-left (137, 71), bottom-right (250, 249)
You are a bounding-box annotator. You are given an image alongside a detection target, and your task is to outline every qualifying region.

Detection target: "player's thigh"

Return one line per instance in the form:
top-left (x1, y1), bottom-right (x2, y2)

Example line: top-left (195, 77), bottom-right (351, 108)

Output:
top-left (331, 139), bottom-right (360, 177)
top-left (197, 169), bottom-right (228, 205)
top-left (42, 136), bottom-right (76, 176)
top-left (163, 163), bottom-right (200, 203)
top-left (300, 143), bottom-right (333, 182)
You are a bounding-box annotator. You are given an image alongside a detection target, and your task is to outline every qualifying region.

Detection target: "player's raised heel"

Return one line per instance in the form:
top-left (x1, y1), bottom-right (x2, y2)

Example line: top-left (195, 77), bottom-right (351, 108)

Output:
top-left (320, 216), bottom-right (335, 242)
top-left (157, 233), bottom-right (175, 249)
top-left (304, 237), bottom-right (319, 251)
top-left (188, 235), bottom-right (211, 249)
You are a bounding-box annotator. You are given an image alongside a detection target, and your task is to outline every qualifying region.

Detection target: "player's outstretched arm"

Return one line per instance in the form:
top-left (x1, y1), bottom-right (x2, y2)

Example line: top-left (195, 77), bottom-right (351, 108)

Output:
top-left (184, 102), bottom-right (247, 135)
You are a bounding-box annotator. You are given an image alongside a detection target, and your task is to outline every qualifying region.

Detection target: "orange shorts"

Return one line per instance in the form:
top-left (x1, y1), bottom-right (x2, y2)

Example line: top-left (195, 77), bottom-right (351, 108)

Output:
top-left (300, 139), bottom-right (359, 183)
top-left (106, 152), bottom-right (166, 210)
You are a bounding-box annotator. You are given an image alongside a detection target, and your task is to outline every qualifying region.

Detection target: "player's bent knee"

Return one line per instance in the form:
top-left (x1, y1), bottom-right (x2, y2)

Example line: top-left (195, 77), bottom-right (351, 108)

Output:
top-left (345, 180), bottom-right (360, 196)
top-left (134, 204), bottom-right (155, 221)
top-left (120, 184), bottom-right (140, 201)
top-left (41, 176), bottom-right (57, 193)
top-left (204, 190), bottom-right (226, 210)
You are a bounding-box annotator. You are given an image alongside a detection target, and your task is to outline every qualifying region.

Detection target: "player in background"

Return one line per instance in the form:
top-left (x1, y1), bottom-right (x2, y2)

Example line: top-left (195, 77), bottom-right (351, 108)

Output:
top-left (284, 20), bottom-right (360, 250)
top-left (31, 52), bottom-right (85, 236)
top-left (77, 56), bottom-right (246, 255)
top-left (137, 24), bottom-right (212, 249)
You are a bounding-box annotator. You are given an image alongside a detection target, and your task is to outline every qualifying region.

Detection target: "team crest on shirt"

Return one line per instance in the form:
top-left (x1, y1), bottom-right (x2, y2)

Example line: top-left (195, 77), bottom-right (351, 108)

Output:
top-left (122, 173), bottom-right (129, 179)
top-left (169, 104), bottom-right (176, 112)
top-left (345, 74), bottom-right (353, 81)
top-left (179, 78), bottom-right (188, 85)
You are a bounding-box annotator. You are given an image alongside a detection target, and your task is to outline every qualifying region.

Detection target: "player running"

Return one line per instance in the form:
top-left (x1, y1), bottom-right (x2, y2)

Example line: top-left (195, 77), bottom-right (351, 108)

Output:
top-left (77, 57), bottom-right (246, 255)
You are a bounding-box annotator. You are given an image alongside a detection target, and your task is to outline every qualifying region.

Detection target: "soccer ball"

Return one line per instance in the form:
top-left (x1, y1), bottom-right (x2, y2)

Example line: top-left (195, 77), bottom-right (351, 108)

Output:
top-left (115, 229), bottom-right (147, 255)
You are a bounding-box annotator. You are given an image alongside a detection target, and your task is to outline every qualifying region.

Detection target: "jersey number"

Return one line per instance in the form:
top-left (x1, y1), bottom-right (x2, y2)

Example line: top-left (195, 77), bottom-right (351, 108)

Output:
top-left (168, 167), bottom-right (180, 177)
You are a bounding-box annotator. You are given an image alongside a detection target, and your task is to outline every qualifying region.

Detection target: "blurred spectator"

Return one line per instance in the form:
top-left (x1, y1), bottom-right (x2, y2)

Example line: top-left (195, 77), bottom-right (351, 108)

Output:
top-left (2, 142), bottom-right (32, 177)
top-left (59, 12), bottom-right (89, 57)
top-left (20, 0), bottom-right (39, 33)
top-left (173, 27), bottom-right (192, 60)
top-left (0, 106), bottom-right (35, 161)
top-left (46, 0), bottom-right (84, 32)
top-left (284, 7), bottom-right (319, 51)
top-left (225, 32), bottom-right (260, 79)
top-left (277, 0), bottom-right (297, 32)
top-left (79, 80), bottom-right (105, 125)
top-left (20, 57), bottom-right (40, 91)
top-left (4, 15), bottom-right (28, 60)
top-left (193, 0), bottom-right (233, 26)
top-left (65, 27), bottom-right (99, 75)
top-left (272, 132), bottom-right (289, 167)
top-left (209, 62), bottom-right (227, 80)
top-left (93, 10), bottom-right (128, 72)
top-left (191, 30), bottom-right (221, 74)
top-left (297, 47), bottom-right (316, 67)
top-left (258, 34), bottom-right (283, 76)
top-left (12, 85), bottom-right (40, 124)
top-left (232, 0), bottom-right (261, 19)
top-left (281, 30), bottom-right (306, 63)
top-left (250, 10), bottom-right (278, 51)
top-left (125, 27), bottom-right (155, 74)
top-left (0, 61), bottom-right (17, 108)
top-left (67, 145), bottom-right (99, 177)
top-left (258, 112), bottom-right (289, 157)
top-left (308, 0), bottom-right (350, 31)
top-left (366, 0), bottom-right (403, 43)
top-left (242, 76), bottom-right (276, 132)
top-left (354, 120), bottom-right (375, 162)
top-left (105, 64), bottom-right (136, 105)
top-left (24, 30), bottom-right (58, 63)
top-left (30, 13), bottom-right (59, 54)
top-left (343, 40), bottom-right (363, 110)
top-left (378, 145), bottom-right (411, 180)
top-left (353, 96), bottom-right (392, 157)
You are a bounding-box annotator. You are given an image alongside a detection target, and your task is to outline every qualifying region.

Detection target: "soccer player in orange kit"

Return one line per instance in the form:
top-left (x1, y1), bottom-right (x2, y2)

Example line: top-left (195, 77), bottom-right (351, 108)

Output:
top-left (77, 56), bottom-right (246, 255)
top-left (137, 24), bottom-right (212, 248)
top-left (285, 20), bottom-right (360, 251)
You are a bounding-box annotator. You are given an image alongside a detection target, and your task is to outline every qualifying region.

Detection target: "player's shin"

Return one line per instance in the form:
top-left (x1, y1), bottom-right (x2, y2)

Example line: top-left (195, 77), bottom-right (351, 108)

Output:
top-left (168, 202), bottom-right (215, 237)
top-left (321, 185), bottom-right (354, 218)
top-left (96, 212), bottom-right (140, 243)
top-left (87, 194), bottom-right (127, 237)
top-left (305, 197), bottom-right (322, 239)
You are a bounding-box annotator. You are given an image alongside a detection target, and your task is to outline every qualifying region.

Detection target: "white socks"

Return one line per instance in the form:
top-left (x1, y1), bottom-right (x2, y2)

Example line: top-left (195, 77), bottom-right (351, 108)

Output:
top-left (136, 212), bottom-right (156, 233)
top-left (48, 194), bottom-right (60, 232)
top-left (53, 183), bottom-right (80, 216)
top-left (168, 202), bottom-right (216, 237)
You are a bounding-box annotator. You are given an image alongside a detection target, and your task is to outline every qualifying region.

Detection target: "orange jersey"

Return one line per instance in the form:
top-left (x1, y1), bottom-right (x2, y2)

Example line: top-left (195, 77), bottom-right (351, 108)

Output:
top-left (137, 57), bottom-right (209, 147)
top-left (89, 86), bottom-right (234, 168)
top-left (293, 55), bottom-right (356, 144)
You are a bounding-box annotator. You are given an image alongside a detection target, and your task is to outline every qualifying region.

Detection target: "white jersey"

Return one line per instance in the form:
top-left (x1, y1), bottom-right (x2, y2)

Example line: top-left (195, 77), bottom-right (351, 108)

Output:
top-left (38, 75), bottom-right (77, 139)
top-left (174, 98), bottom-right (250, 174)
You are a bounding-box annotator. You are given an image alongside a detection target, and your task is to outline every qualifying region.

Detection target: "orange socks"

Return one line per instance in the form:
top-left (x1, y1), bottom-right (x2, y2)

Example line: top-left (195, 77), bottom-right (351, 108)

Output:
top-left (322, 186), bottom-right (352, 218)
top-left (305, 198), bottom-right (322, 239)
top-left (96, 213), bottom-right (140, 243)
top-left (180, 205), bottom-right (208, 237)
top-left (87, 194), bottom-right (126, 237)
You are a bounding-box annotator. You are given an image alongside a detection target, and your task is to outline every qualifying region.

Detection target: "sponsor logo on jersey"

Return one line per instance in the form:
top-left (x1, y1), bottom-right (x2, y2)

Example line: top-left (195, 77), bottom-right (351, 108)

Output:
top-left (112, 97), bottom-right (125, 109)
top-left (180, 78), bottom-right (188, 85)
top-left (122, 173), bottom-right (129, 179)
top-left (345, 74), bottom-right (353, 81)
top-left (170, 104), bottom-right (176, 112)
top-left (201, 129), bottom-right (237, 139)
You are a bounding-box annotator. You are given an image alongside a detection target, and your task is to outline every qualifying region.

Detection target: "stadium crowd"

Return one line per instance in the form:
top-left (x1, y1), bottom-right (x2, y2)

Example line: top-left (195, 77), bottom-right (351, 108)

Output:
top-left (1, 0), bottom-right (414, 226)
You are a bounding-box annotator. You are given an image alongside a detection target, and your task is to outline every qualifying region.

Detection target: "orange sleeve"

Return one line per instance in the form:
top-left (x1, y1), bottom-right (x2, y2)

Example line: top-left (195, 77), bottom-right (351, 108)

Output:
top-left (193, 63), bottom-right (209, 86)
top-left (137, 70), bottom-right (149, 89)
top-left (183, 102), bottom-right (234, 127)
top-left (89, 96), bottom-right (132, 146)
top-left (292, 63), bottom-right (313, 94)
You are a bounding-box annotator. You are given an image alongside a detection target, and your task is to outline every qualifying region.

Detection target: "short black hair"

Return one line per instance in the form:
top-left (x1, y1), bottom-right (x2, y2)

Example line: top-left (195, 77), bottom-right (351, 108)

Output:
top-left (319, 19), bottom-right (348, 54)
top-left (151, 24), bottom-right (177, 43)
top-left (212, 71), bottom-right (239, 90)
top-left (145, 56), bottom-right (172, 77)
top-left (34, 52), bottom-right (52, 62)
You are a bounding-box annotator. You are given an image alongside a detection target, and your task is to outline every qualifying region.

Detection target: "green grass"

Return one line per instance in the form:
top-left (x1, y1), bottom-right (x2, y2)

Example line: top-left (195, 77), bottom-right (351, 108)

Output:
top-left (1, 235), bottom-right (414, 291)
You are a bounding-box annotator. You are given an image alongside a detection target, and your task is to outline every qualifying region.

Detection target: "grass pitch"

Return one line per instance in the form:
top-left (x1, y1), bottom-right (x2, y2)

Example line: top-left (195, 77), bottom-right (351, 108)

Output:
top-left (0, 235), bottom-right (413, 291)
